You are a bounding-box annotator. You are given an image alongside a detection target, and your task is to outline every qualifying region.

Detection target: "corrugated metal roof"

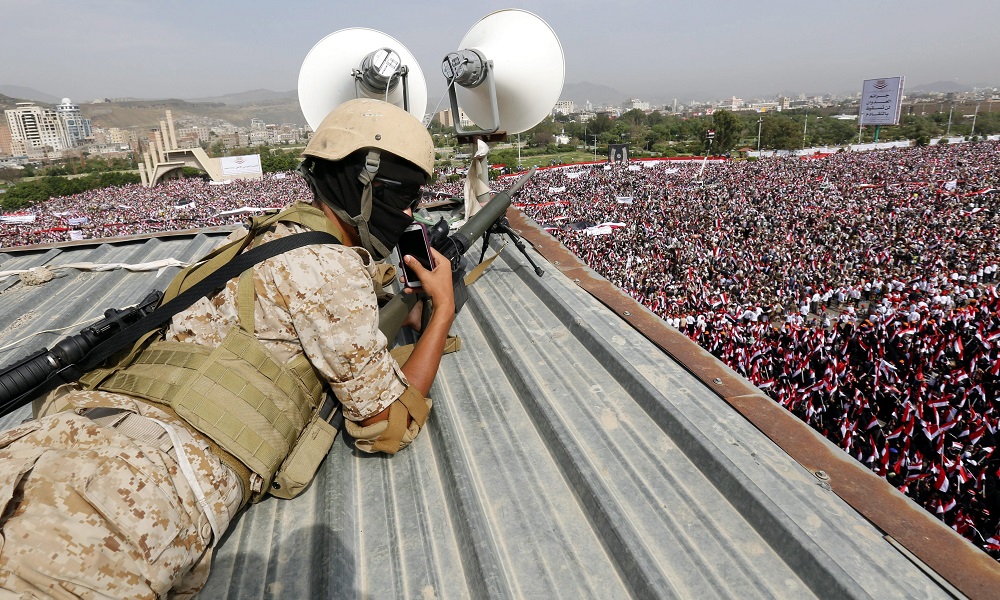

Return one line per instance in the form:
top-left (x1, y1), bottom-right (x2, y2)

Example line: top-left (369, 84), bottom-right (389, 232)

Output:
top-left (0, 226), bottom-right (995, 599)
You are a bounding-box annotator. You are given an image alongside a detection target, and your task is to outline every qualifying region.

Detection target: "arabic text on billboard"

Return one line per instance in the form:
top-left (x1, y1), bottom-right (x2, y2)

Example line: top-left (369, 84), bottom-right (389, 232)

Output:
top-left (220, 154), bottom-right (263, 176)
top-left (859, 77), bottom-right (905, 126)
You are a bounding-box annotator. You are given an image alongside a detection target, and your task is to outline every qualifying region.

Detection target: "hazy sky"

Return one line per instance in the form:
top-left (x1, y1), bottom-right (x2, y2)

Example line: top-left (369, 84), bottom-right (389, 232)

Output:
top-left (3, 0), bottom-right (998, 106)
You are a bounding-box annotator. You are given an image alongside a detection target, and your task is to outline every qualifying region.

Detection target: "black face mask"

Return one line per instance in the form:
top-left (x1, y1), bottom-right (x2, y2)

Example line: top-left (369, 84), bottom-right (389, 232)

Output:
top-left (301, 151), bottom-right (427, 261)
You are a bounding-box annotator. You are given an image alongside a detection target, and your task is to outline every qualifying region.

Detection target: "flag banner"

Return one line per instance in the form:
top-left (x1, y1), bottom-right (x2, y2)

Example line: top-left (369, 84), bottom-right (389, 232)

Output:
top-left (213, 206), bottom-right (281, 218)
top-left (1, 213), bottom-right (36, 224)
top-left (617, 196), bottom-right (634, 204)
top-left (67, 217), bottom-right (88, 226)
top-left (548, 186), bottom-right (566, 193)
top-left (68, 230), bottom-right (85, 241)
top-left (584, 221), bottom-right (626, 235)
top-left (585, 225), bottom-right (614, 236)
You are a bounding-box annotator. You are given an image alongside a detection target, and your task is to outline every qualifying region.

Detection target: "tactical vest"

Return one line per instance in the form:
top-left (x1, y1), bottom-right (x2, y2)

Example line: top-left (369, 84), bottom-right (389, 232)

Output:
top-left (80, 203), bottom-right (347, 506)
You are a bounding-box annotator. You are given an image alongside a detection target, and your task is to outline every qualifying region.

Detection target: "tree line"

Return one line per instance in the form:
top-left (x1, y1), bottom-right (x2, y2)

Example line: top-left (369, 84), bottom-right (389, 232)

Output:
top-left (518, 106), bottom-right (1000, 156)
top-left (1, 171), bottom-right (141, 211)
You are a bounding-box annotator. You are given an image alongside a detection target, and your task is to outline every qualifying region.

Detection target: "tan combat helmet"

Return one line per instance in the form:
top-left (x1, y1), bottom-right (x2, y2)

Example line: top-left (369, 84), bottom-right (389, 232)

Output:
top-left (301, 99), bottom-right (434, 260)
top-left (303, 98), bottom-right (434, 179)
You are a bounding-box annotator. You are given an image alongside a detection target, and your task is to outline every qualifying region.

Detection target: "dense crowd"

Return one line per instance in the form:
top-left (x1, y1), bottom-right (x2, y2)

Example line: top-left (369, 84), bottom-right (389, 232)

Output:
top-left (0, 173), bottom-right (313, 247)
top-left (2, 141), bottom-right (999, 557)
top-left (515, 141), bottom-right (1000, 557)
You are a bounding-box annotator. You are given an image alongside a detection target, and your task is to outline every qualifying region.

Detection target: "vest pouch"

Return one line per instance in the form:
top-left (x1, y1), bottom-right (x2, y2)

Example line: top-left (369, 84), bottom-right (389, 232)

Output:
top-left (170, 327), bottom-right (315, 484)
top-left (269, 406), bottom-right (340, 499)
top-left (97, 327), bottom-right (322, 488)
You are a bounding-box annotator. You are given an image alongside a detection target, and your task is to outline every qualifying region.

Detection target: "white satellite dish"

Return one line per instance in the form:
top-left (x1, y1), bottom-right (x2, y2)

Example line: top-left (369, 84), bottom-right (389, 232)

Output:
top-left (442, 9), bottom-right (564, 135)
top-left (298, 28), bottom-right (427, 131)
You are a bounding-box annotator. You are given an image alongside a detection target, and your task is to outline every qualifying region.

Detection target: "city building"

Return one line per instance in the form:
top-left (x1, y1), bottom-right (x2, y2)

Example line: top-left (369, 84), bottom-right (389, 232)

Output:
top-left (553, 100), bottom-right (575, 115)
top-left (174, 126), bottom-right (208, 149)
top-left (622, 98), bottom-right (650, 111)
top-left (4, 102), bottom-right (72, 157)
top-left (55, 98), bottom-right (93, 146)
top-left (248, 128), bottom-right (268, 146)
top-left (436, 108), bottom-right (454, 128)
top-left (435, 108), bottom-right (474, 130)
top-left (750, 101), bottom-right (780, 113)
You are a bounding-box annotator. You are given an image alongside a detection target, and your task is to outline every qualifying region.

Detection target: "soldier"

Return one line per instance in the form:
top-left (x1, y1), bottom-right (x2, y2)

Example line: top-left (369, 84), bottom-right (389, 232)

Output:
top-left (0, 98), bottom-right (453, 598)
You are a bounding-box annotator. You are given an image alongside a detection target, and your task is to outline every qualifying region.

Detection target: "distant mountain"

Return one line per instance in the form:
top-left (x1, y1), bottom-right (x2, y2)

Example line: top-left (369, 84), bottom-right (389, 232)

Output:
top-left (184, 89), bottom-right (298, 106)
top-left (0, 93), bottom-right (22, 111)
top-left (0, 85), bottom-right (61, 104)
top-left (560, 82), bottom-right (630, 108)
top-left (910, 81), bottom-right (974, 94)
top-left (79, 96), bottom-right (306, 130)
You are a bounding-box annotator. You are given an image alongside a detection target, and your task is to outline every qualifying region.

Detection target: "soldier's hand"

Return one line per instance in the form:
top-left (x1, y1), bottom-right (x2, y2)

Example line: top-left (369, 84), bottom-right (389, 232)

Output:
top-left (403, 247), bottom-right (454, 314)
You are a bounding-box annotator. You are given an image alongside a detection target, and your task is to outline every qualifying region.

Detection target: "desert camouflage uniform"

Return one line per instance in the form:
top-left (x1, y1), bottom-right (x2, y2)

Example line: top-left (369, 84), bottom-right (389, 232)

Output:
top-left (0, 218), bottom-right (411, 598)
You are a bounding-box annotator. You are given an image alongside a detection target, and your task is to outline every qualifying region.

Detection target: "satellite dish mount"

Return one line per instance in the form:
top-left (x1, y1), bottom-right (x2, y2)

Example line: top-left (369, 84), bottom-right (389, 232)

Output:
top-left (353, 47), bottom-right (414, 113)
top-left (442, 49), bottom-right (502, 140)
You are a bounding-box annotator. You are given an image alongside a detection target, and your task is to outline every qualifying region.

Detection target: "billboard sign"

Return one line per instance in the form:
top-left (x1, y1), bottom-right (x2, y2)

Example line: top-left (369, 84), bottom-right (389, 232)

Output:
top-left (220, 154), bottom-right (263, 177)
top-left (859, 77), bottom-right (905, 126)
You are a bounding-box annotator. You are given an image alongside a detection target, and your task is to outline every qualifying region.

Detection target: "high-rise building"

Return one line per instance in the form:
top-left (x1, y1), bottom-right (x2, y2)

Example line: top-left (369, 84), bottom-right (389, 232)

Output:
top-left (55, 98), bottom-right (92, 146)
top-left (4, 102), bottom-right (72, 156)
top-left (436, 109), bottom-right (454, 127)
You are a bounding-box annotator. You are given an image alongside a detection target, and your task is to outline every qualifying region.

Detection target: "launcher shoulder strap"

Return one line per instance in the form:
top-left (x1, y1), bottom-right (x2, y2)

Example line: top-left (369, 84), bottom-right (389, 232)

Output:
top-left (79, 227), bottom-right (342, 376)
top-left (165, 203), bottom-right (345, 302)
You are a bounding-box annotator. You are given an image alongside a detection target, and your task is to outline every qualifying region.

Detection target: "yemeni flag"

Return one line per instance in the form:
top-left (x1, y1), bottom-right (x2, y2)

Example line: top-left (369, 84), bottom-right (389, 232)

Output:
top-left (935, 466), bottom-right (950, 493)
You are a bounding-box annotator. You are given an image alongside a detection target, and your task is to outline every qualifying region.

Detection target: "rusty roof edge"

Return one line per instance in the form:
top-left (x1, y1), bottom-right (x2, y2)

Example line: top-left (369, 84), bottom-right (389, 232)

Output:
top-left (506, 208), bottom-right (1000, 600)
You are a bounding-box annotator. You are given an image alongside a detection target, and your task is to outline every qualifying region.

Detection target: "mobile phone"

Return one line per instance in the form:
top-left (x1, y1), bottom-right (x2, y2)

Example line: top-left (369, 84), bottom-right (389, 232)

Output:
top-left (398, 223), bottom-right (435, 288)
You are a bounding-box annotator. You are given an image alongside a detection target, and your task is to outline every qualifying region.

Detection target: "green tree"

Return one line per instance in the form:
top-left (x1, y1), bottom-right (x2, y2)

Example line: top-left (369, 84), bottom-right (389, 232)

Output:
top-left (646, 111), bottom-right (666, 128)
top-left (710, 110), bottom-right (743, 154)
top-left (208, 140), bottom-right (226, 157)
top-left (977, 111), bottom-right (1000, 135)
top-left (810, 116), bottom-right (858, 146)
top-left (619, 109), bottom-right (646, 128)
top-left (1, 173), bottom-right (140, 211)
top-left (588, 114), bottom-right (613, 136)
top-left (256, 146), bottom-right (302, 172)
top-left (760, 115), bottom-right (801, 150)
top-left (0, 167), bottom-right (23, 184)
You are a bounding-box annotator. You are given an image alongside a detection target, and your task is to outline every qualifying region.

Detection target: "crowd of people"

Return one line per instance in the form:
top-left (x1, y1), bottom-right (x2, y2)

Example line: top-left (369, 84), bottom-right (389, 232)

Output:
top-left (0, 173), bottom-right (313, 247)
top-left (515, 141), bottom-right (1000, 558)
top-left (2, 140), bottom-right (999, 558)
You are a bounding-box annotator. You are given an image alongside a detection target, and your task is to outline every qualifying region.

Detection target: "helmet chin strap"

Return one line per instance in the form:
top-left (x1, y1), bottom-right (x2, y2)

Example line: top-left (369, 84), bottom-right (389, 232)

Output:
top-left (354, 150), bottom-right (392, 261)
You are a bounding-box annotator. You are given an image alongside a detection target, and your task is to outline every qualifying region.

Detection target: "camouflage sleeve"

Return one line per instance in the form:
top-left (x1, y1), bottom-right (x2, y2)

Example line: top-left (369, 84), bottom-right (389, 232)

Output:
top-left (270, 243), bottom-right (408, 422)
